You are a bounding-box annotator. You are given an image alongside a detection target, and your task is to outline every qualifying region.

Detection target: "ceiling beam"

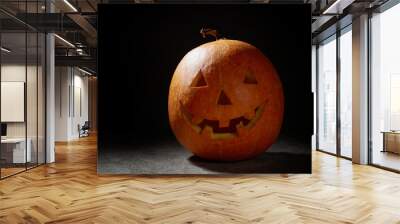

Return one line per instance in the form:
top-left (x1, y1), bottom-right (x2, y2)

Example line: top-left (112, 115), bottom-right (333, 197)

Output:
top-left (55, 55), bottom-right (96, 71)
top-left (67, 13), bottom-right (97, 39)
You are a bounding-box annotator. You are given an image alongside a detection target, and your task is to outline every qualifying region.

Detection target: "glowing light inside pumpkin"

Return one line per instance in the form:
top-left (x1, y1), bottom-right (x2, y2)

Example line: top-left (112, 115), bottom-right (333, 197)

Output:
top-left (180, 101), bottom-right (267, 139)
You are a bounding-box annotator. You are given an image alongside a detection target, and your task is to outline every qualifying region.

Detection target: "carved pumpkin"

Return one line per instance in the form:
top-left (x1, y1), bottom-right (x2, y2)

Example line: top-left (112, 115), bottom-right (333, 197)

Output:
top-left (168, 39), bottom-right (284, 161)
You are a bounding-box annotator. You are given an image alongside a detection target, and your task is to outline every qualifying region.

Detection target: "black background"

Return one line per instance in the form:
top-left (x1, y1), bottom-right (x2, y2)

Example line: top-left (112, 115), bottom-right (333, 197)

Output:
top-left (98, 4), bottom-right (312, 153)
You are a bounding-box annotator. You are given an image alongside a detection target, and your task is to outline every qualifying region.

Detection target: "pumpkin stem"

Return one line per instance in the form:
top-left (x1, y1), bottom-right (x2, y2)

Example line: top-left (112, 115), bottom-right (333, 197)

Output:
top-left (200, 28), bottom-right (219, 40)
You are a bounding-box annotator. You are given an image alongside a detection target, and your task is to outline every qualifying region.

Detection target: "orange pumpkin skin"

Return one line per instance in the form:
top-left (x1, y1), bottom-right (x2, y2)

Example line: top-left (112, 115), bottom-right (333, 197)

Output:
top-left (168, 39), bottom-right (284, 161)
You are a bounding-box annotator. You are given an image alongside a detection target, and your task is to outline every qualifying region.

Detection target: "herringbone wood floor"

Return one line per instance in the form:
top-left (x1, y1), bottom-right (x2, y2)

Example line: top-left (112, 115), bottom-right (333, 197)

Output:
top-left (1, 135), bottom-right (400, 224)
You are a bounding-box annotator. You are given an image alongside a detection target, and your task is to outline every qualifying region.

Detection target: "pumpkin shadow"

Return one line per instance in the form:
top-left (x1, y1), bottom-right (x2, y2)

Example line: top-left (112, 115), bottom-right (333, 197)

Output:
top-left (188, 152), bottom-right (311, 174)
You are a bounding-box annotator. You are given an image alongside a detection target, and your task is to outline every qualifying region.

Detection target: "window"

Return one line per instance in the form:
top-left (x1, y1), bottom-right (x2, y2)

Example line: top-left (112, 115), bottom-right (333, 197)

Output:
top-left (339, 28), bottom-right (352, 158)
top-left (317, 35), bottom-right (337, 154)
top-left (370, 3), bottom-right (400, 171)
top-left (316, 26), bottom-right (353, 158)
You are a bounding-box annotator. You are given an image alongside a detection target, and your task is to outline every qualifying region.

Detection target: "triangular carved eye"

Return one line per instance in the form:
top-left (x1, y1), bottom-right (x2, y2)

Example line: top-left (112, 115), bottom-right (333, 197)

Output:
top-left (217, 90), bottom-right (232, 105)
top-left (190, 70), bottom-right (207, 87)
top-left (244, 71), bottom-right (258, 84)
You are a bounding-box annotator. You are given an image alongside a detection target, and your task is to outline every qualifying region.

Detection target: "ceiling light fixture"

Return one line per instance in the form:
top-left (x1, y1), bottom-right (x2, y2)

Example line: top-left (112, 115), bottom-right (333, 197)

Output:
top-left (63, 0), bottom-right (78, 12)
top-left (322, 0), bottom-right (354, 15)
top-left (76, 48), bottom-right (86, 56)
top-left (54, 34), bottom-right (75, 48)
top-left (77, 67), bottom-right (93, 76)
top-left (1, 47), bottom-right (11, 53)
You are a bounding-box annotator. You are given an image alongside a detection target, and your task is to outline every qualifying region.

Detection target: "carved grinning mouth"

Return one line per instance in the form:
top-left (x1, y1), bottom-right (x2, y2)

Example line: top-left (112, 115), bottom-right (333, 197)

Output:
top-left (180, 101), bottom-right (266, 139)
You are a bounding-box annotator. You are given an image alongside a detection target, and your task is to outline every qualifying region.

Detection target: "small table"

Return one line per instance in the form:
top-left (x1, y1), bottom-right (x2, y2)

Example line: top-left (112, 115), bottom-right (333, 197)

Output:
top-left (381, 131), bottom-right (400, 154)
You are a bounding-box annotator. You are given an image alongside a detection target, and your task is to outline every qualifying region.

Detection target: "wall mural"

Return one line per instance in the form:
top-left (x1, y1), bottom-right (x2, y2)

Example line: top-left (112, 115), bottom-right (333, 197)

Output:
top-left (97, 4), bottom-right (312, 174)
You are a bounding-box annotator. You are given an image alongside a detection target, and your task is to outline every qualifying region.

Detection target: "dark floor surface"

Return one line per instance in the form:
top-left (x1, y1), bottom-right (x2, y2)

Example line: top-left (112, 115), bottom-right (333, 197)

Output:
top-left (98, 137), bottom-right (311, 174)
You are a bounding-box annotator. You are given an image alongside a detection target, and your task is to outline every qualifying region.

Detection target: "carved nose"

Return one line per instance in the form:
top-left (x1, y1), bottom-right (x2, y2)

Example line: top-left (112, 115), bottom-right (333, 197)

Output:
top-left (217, 90), bottom-right (232, 105)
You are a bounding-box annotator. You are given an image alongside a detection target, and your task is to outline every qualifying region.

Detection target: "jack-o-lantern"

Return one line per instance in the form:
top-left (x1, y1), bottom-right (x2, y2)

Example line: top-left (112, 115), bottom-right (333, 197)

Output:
top-left (168, 38), bottom-right (284, 161)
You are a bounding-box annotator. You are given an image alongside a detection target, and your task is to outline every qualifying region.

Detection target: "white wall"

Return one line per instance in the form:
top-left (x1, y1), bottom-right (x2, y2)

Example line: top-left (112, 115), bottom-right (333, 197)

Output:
top-left (1, 63), bottom-right (46, 164)
top-left (1, 65), bottom-right (27, 141)
top-left (55, 66), bottom-right (89, 141)
top-left (55, 66), bottom-right (70, 141)
top-left (1, 65), bottom-right (41, 138)
top-left (1, 65), bottom-right (26, 136)
top-left (72, 73), bottom-right (89, 138)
